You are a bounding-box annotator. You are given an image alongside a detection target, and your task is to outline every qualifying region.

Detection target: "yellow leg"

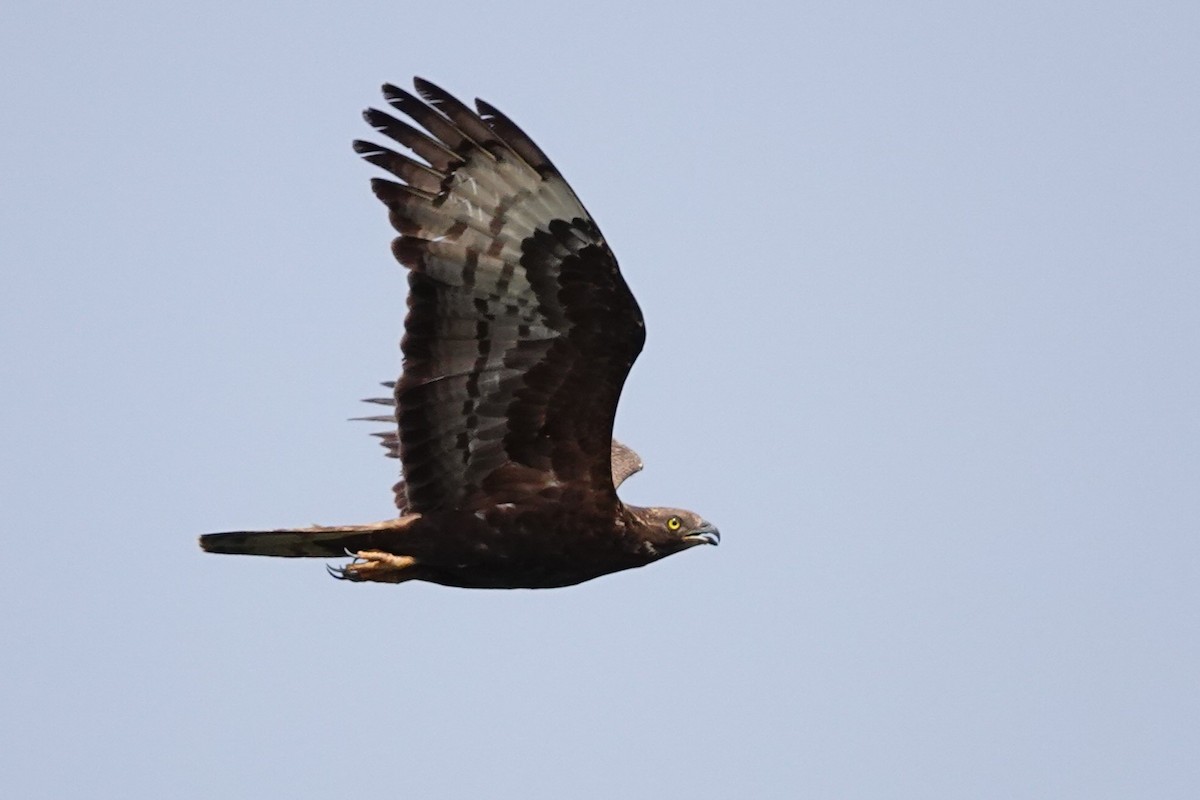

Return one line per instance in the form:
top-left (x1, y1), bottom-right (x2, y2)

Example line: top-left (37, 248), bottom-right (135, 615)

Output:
top-left (328, 551), bottom-right (418, 584)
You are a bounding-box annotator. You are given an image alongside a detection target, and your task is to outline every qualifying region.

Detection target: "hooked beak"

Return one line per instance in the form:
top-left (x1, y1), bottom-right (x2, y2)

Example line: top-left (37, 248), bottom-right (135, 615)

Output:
top-left (685, 522), bottom-right (720, 547)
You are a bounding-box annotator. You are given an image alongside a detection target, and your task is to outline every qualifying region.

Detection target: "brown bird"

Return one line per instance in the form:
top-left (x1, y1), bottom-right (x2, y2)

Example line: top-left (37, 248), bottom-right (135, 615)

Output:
top-left (198, 78), bottom-right (719, 588)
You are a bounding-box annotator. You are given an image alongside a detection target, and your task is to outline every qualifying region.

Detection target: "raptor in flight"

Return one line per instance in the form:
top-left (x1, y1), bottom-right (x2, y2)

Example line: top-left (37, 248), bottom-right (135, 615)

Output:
top-left (199, 79), bottom-right (719, 588)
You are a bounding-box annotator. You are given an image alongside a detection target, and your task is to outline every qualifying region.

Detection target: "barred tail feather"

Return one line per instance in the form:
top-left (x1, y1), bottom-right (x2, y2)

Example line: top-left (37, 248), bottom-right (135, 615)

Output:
top-left (198, 520), bottom-right (408, 558)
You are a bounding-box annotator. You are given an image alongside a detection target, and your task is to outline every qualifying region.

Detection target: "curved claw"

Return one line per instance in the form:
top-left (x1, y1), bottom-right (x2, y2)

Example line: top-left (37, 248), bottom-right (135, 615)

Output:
top-left (326, 563), bottom-right (347, 580)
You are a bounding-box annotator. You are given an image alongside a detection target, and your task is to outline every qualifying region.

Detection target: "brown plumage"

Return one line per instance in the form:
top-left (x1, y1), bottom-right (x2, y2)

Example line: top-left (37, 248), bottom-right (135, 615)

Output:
top-left (198, 78), bottom-right (718, 588)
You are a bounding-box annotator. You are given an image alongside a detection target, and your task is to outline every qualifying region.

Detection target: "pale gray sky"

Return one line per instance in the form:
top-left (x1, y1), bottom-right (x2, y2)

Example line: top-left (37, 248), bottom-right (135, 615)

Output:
top-left (2, 1), bottom-right (1198, 798)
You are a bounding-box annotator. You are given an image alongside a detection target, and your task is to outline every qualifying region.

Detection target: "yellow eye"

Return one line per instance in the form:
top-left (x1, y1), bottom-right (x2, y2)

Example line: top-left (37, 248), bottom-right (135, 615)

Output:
top-left (667, 516), bottom-right (682, 531)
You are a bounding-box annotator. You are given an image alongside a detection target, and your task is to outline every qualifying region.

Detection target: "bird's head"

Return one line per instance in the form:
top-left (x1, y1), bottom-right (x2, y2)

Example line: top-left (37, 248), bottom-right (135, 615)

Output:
top-left (628, 506), bottom-right (720, 557)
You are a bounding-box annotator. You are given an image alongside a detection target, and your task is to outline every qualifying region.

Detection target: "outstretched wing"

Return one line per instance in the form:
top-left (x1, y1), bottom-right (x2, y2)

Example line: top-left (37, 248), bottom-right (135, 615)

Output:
top-left (357, 79), bottom-right (645, 514)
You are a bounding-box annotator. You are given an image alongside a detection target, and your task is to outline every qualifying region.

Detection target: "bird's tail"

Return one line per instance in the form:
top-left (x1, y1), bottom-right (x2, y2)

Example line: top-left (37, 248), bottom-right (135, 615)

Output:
top-left (198, 519), bottom-right (410, 558)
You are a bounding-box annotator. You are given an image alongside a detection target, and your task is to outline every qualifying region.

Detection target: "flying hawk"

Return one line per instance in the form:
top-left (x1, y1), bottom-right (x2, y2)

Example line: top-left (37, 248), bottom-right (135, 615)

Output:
top-left (199, 79), bottom-right (719, 588)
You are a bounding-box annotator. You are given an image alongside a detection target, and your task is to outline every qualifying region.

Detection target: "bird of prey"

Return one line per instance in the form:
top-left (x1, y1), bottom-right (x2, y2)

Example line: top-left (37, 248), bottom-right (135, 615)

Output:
top-left (199, 79), bottom-right (719, 588)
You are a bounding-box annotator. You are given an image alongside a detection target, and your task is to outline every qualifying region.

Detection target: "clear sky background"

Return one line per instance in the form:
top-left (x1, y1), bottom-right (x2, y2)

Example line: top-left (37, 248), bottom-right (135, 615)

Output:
top-left (2, 1), bottom-right (1197, 798)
